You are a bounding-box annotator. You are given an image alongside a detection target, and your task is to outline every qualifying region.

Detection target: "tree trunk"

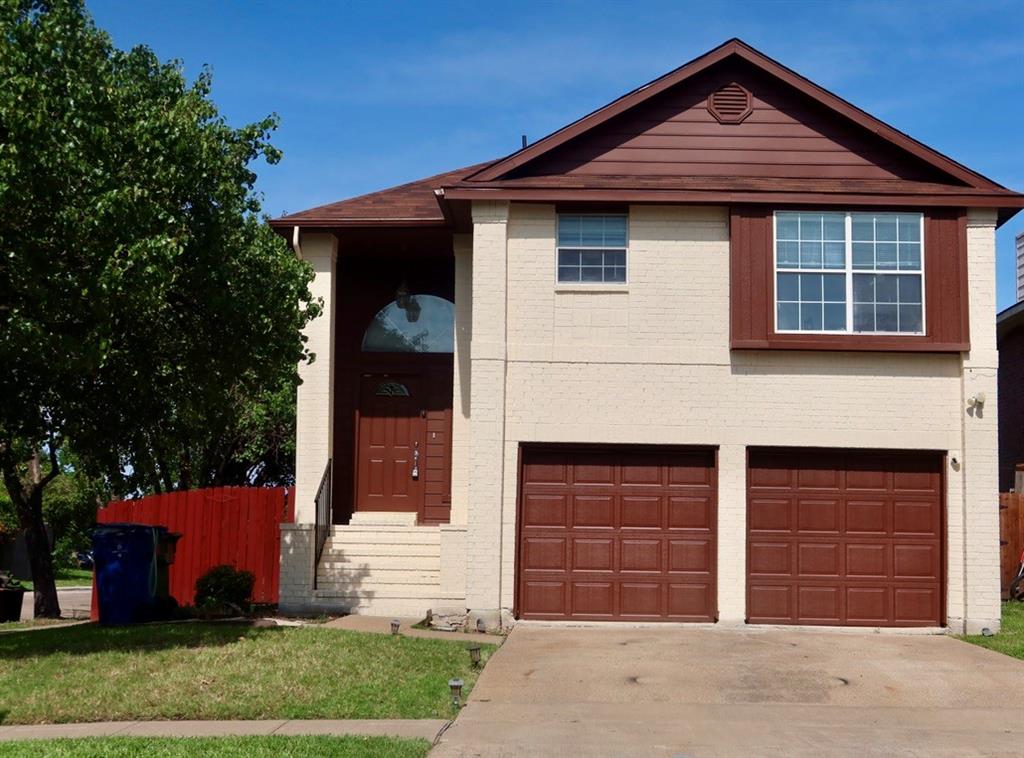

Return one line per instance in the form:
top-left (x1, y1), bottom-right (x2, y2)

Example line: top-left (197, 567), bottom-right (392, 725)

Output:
top-left (24, 500), bottom-right (61, 618)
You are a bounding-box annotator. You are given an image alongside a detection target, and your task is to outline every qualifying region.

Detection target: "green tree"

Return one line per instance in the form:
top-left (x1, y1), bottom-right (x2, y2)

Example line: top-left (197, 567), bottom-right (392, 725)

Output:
top-left (0, 0), bottom-right (318, 617)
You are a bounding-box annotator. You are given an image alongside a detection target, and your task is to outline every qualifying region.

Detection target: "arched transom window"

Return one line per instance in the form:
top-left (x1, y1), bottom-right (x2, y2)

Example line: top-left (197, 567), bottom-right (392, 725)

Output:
top-left (361, 295), bottom-right (454, 353)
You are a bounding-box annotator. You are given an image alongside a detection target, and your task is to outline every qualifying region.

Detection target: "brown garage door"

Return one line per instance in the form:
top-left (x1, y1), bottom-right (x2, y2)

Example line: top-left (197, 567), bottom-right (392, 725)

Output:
top-left (516, 446), bottom-right (716, 621)
top-left (747, 449), bottom-right (944, 627)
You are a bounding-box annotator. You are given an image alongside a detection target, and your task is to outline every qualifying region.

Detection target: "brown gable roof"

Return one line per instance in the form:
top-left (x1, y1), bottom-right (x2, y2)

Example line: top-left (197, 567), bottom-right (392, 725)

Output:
top-left (272, 39), bottom-right (1024, 229)
top-left (464, 38), bottom-right (1006, 190)
top-left (269, 162), bottom-right (490, 229)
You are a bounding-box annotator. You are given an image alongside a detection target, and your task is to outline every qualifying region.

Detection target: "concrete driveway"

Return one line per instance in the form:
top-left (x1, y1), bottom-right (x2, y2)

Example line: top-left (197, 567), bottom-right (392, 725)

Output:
top-left (432, 625), bottom-right (1024, 757)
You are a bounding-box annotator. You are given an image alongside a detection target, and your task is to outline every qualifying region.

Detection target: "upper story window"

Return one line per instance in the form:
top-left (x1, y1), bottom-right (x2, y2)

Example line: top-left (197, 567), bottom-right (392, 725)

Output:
top-left (557, 214), bottom-right (628, 283)
top-left (774, 211), bottom-right (924, 335)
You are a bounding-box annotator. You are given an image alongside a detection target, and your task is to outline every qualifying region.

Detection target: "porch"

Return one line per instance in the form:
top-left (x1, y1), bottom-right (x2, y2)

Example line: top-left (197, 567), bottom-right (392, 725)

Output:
top-left (280, 226), bottom-right (473, 618)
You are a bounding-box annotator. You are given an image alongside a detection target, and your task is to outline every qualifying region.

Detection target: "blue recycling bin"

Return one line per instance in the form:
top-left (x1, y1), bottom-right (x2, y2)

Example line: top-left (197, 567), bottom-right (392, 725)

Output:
top-left (92, 524), bottom-right (163, 625)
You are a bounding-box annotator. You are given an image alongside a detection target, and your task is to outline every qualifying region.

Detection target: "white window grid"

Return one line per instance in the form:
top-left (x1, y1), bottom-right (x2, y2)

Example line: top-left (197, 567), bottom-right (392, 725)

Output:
top-left (772, 211), bottom-right (926, 336)
top-left (555, 213), bottom-right (629, 285)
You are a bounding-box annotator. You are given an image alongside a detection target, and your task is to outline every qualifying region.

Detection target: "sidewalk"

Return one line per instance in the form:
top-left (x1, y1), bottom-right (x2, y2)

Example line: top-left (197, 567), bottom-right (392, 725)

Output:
top-left (0, 719), bottom-right (450, 742)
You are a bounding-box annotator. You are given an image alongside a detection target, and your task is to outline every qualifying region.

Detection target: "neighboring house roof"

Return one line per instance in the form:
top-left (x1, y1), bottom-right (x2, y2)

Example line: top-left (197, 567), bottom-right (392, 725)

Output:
top-left (273, 38), bottom-right (1024, 230)
top-left (998, 301), bottom-right (1024, 343)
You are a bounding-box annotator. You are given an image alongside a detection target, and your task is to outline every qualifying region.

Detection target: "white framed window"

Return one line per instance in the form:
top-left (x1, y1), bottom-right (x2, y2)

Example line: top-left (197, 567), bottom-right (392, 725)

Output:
top-left (556, 213), bottom-right (628, 283)
top-left (774, 211), bottom-right (924, 335)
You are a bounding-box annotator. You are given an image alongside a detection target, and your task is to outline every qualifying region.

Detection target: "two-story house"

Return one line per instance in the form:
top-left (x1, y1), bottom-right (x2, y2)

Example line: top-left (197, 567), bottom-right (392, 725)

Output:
top-left (272, 39), bottom-right (1024, 634)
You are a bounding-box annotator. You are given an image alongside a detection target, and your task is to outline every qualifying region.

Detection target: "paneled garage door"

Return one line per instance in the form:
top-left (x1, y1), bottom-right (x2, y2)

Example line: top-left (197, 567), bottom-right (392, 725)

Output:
top-left (516, 446), bottom-right (717, 621)
top-left (747, 449), bottom-right (944, 627)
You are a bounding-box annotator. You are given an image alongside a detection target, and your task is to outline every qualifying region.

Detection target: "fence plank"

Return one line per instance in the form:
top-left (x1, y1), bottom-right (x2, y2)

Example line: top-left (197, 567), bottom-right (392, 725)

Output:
top-left (1000, 492), bottom-right (1024, 597)
top-left (95, 486), bottom-right (288, 609)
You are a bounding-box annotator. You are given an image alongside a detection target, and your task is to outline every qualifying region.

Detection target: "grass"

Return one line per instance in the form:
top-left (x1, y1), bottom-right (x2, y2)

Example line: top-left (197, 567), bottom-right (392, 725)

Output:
top-left (0, 621), bottom-right (495, 724)
top-left (961, 601), bottom-right (1024, 659)
top-left (19, 568), bottom-right (93, 590)
top-left (0, 736), bottom-right (431, 757)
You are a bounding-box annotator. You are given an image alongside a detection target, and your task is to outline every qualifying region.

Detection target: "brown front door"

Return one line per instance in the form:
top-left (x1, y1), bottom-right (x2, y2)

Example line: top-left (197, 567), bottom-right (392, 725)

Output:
top-left (355, 374), bottom-right (424, 516)
top-left (747, 448), bottom-right (944, 627)
top-left (516, 445), bottom-right (717, 621)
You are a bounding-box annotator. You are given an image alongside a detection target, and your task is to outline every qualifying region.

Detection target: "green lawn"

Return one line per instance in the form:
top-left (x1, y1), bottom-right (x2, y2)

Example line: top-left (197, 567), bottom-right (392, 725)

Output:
top-left (19, 568), bottom-right (93, 590)
top-left (0, 736), bottom-right (430, 757)
top-left (961, 601), bottom-right (1024, 659)
top-left (0, 622), bottom-right (495, 724)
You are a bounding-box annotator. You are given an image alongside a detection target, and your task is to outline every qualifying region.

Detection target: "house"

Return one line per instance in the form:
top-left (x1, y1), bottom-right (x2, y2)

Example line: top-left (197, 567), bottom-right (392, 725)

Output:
top-left (271, 39), bottom-right (1024, 633)
top-left (998, 294), bottom-right (1024, 493)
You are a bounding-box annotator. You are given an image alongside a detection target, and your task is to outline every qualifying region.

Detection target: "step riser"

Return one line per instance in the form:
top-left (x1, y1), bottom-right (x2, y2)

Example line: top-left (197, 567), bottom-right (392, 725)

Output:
top-left (319, 558), bottom-right (440, 571)
top-left (322, 546), bottom-right (440, 558)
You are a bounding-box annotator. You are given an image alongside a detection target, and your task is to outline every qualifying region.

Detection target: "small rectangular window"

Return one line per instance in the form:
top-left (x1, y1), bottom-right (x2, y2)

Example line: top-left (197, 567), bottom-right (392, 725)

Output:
top-left (557, 214), bottom-right (628, 283)
top-left (774, 211), bottom-right (924, 336)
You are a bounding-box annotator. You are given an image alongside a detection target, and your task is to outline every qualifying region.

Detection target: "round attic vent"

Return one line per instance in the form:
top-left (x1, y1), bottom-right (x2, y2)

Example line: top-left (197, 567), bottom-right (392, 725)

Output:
top-left (707, 83), bottom-right (752, 124)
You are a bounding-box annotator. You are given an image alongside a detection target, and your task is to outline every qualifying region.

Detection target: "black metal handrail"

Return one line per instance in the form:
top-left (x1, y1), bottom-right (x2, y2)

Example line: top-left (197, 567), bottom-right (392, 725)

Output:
top-left (313, 459), bottom-right (332, 589)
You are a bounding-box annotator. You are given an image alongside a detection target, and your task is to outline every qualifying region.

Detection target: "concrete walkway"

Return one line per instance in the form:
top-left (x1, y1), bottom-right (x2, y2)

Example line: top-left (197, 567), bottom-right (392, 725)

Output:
top-left (324, 614), bottom-right (502, 644)
top-left (19, 587), bottom-right (92, 621)
top-left (0, 719), bottom-right (449, 742)
top-left (432, 624), bottom-right (1024, 757)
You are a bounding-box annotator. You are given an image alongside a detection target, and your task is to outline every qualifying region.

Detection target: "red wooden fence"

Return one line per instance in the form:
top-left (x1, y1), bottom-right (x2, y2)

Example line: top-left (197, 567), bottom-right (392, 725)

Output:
top-left (1001, 492), bottom-right (1024, 597)
top-left (95, 487), bottom-right (292, 608)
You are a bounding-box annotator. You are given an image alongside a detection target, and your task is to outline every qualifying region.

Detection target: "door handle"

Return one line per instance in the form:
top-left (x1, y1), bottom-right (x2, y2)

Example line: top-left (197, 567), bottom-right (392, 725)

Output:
top-left (411, 442), bottom-right (419, 480)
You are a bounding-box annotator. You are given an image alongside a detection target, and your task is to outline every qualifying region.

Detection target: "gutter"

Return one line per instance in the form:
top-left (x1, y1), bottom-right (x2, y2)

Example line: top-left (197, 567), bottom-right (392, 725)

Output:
top-left (292, 225), bottom-right (303, 260)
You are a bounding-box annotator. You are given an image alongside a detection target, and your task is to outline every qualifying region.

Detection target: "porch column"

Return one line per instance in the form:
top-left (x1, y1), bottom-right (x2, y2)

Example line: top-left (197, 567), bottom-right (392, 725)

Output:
top-left (465, 202), bottom-right (509, 621)
top-left (953, 209), bottom-right (1001, 633)
top-left (294, 232), bottom-right (338, 524)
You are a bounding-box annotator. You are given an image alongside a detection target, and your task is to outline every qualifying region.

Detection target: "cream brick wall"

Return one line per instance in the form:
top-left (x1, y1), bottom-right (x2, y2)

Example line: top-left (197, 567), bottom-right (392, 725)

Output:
top-left (293, 233), bottom-right (337, 525)
top-left (450, 233), bottom-right (473, 527)
top-left (460, 201), bottom-right (999, 632)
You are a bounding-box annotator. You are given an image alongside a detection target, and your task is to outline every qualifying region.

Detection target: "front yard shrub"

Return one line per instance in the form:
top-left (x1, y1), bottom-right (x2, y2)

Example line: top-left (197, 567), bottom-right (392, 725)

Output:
top-left (194, 565), bottom-right (255, 611)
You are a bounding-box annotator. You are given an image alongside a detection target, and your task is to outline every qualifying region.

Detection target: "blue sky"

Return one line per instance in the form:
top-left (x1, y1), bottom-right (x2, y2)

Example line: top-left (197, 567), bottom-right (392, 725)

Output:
top-left (88, 0), bottom-right (1024, 308)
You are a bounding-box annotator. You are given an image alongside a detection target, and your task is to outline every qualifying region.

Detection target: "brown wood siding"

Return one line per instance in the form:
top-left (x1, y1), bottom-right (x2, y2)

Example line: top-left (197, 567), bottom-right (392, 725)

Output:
top-left (747, 448), bottom-right (945, 627)
top-left (517, 62), bottom-right (955, 185)
top-left (729, 207), bottom-right (970, 352)
top-left (516, 445), bottom-right (717, 622)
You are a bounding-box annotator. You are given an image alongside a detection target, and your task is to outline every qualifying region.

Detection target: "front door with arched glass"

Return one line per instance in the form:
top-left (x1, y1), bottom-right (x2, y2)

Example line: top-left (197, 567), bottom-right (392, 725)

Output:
top-left (355, 295), bottom-right (454, 523)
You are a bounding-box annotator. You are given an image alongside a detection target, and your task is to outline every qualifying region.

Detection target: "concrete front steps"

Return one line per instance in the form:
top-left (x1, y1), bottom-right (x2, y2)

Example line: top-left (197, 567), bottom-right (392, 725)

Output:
top-left (313, 524), bottom-right (460, 617)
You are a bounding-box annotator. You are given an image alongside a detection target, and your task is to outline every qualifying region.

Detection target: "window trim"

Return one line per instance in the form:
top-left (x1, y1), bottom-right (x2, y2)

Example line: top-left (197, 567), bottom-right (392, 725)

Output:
top-left (555, 212), bottom-right (629, 286)
top-left (772, 211), bottom-right (926, 337)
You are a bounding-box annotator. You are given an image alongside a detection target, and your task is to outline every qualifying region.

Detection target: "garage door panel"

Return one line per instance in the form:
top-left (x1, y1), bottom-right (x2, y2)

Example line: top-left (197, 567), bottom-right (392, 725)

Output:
top-left (522, 537), bottom-right (566, 571)
top-left (797, 499), bottom-right (841, 533)
top-left (573, 455), bottom-right (616, 485)
top-left (797, 585), bottom-right (841, 622)
top-left (572, 495), bottom-right (614, 528)
top-left (748, 542), bottom-right (791, 576)
top-left (846, 543), bottom-right (888, 578)
top-left (668, 495), bottom-right (712, 529)
top-left (893, 501), bottom-right (940, 536)
top-left (572, 582), bottom-right (615, 616)
top-left (618, 582), bottom-right (661, 616)
top-left (845, 465), bottom-right (888, 491)
top-left (846, 587), bottom-right (889, 623)
top-left (894, 587), bottom-right (940, 623)
top-left (749, 498), bottom-right (791, 532)
top-left (668, 539), bottom-right (712, 573)
top-left (846, 500), bottom-right (887, 534)
top-left (522, 494), bottom-right (567, 528)
top-left (668, 583), bottom-right (712, 618)
top-left (521, 581), bottom-right (566, 616)
top-left (748, 584), bottom-right (791, 621)
top-left (893, 544), bottom-right (940, 579)
top-left (748, 449), bottom-right (943, 627)
top-left (667, 454), bottom-right (715, 486)
top-left (523, 453), bottom-right (570, 485)
top-left (620, 539), bottom-right (662, 572)
top-left (620, 496), bottom-right (661, 529)
top-left (797, 542), bottom-right (841, 577)
top-left (518, 446), bottom-right (716, 621)
top-left (572, 538), bottom-right (614, 571)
